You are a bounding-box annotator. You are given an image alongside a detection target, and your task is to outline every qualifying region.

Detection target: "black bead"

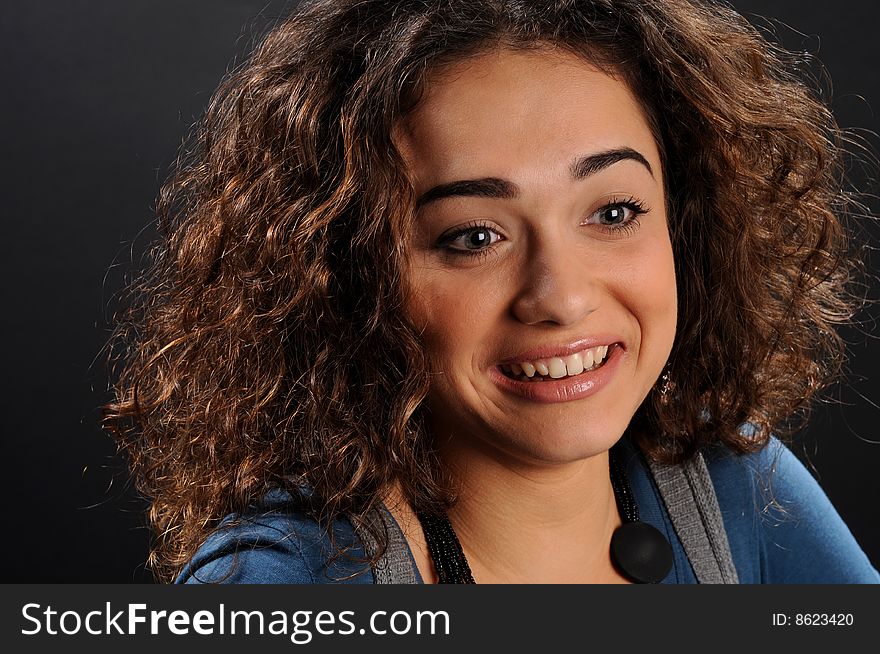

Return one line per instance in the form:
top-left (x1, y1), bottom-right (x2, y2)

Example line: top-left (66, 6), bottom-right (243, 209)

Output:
top-left (417, 511), bottom-right (475, 584)
top-left (610, 521), bottom-right (674, 584)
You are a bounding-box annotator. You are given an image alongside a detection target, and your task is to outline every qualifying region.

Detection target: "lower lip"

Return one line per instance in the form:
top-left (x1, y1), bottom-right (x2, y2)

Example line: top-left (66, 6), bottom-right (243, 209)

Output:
top-left (489, 344), bottom-right (625, 404)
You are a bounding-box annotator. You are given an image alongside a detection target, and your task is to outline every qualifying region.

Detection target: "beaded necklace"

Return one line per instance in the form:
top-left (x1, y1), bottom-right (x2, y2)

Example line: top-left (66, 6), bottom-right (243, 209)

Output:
top-left (416, 442), bottom-right (673, 584)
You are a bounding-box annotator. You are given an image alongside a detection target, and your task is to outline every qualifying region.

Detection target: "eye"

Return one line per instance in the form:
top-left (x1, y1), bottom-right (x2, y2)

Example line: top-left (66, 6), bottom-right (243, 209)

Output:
top-left (585, 197), bottom-right (649, 236)
top-left (597, 205), bottom-right (632, 225)
top-left (437, 220), bottom-right (504, 257)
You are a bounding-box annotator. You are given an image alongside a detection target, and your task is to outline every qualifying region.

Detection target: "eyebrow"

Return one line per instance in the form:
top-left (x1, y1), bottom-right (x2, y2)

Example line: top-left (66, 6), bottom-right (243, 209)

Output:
top-left (414, 147), bottom-right (653, 209)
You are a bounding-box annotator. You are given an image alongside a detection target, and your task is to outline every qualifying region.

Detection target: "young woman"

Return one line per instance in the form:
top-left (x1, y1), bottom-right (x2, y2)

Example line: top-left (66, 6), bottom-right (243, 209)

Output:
top-left (104, 0), bottom-right (879, 584)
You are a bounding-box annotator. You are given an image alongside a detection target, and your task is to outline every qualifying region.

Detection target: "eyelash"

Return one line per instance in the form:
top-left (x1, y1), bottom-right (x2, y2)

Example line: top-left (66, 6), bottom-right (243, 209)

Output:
top-left (436, 197), bottom-right (649, 259)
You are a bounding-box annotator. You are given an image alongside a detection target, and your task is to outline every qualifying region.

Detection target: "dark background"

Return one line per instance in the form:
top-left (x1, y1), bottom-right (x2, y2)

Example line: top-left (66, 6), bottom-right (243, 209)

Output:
top-left (2, 1), bottom-right (878, 583)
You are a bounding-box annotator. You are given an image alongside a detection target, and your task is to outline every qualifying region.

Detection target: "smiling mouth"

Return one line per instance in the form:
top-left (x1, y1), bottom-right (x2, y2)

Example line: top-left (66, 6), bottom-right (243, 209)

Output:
top-left (498, 344), bottom-right (619, 382)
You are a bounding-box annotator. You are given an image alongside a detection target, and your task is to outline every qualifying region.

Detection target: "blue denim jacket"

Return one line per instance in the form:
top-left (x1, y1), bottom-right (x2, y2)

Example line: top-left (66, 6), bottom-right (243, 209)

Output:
top-left (175, 436), bottom-right (880, 584)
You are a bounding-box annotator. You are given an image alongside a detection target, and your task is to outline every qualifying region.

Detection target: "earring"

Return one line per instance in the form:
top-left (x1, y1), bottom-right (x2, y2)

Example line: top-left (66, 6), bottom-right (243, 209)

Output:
top-left (657, 363), bottom-right (674, 404)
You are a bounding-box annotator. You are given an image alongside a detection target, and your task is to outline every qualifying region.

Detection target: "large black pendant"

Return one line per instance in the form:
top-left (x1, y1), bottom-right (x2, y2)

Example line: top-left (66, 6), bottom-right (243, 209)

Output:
top-left (610, 521), bottom-right (674, 584)
top-left (607, 444), bottom-right (673, 583)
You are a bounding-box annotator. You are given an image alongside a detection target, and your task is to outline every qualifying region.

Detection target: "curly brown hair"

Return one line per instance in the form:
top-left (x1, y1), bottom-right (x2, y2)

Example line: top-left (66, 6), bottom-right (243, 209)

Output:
top-left (103, 0), bottom-right (867, 583)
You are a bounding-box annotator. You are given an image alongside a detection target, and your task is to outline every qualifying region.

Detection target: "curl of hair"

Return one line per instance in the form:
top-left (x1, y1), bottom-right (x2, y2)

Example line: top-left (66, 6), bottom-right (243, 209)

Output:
top-left (103, 0), bottom-right (867, 583)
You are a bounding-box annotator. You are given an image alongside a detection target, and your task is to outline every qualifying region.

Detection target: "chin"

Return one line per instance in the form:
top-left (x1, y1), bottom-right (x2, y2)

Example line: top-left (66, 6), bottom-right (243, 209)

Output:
top-left (502, 422), bottom-right (625, 466)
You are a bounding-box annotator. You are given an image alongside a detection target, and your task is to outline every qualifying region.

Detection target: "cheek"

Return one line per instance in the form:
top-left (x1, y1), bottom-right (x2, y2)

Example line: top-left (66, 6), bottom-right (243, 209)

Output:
top-left (616, 233), bottom-right (678, 357)
top-left (405, 267), bottom-right (506, 367)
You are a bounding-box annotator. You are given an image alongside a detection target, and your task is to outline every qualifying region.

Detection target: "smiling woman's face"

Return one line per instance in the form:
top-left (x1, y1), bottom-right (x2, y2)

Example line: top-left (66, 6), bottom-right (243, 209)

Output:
top-left (396, 47), bottom-right (677, 465)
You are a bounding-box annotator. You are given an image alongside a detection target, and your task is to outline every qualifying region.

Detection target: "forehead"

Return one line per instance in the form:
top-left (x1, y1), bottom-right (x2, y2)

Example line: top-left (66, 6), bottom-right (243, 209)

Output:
top-left (395, 47), bottom-right (660, 188)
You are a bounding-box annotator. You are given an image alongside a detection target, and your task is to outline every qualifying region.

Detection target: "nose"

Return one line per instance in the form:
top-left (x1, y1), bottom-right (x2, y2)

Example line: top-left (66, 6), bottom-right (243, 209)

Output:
top-left (510, 232), bottom-right (600, 326)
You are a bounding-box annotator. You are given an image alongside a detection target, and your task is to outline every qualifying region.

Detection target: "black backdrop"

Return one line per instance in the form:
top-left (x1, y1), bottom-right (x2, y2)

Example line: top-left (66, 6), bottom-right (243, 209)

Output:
top-left (2, 1), bottom-right (878, 582)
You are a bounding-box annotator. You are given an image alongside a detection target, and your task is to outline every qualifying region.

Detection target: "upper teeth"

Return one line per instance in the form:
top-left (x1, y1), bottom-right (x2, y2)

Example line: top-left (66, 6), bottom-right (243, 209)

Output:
top-left (503, 345), bottom-right (610, 379)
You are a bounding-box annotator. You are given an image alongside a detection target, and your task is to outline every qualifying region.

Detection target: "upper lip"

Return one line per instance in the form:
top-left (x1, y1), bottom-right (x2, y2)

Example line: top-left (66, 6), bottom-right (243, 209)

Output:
top-left (496, 336), bottom-right (624, 366)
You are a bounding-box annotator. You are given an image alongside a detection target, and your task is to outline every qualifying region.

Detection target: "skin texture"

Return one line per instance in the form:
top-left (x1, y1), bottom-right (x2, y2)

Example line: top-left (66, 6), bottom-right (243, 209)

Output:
top-left (391, 47), bottom-right (677, 583)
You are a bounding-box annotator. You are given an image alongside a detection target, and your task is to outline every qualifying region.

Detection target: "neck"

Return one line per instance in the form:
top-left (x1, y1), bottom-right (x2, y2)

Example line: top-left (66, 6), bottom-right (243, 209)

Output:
top-left (439, 436), bottom-right (626, 584)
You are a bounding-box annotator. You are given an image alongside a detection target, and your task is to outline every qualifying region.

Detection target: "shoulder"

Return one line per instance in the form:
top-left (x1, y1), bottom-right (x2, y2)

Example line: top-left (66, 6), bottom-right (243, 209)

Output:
top-left (174, 489), bottom-right (374, 584)
top-left (703, 434), bottom-right (880, 584)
